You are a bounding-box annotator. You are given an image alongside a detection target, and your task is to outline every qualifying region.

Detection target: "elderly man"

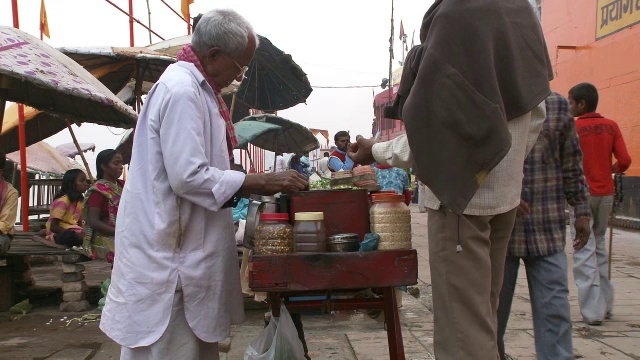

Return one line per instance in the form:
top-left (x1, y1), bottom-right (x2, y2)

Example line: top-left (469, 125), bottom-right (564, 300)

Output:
top-left (497, 93), bottom-right (591, 360)
top-left (0, 152), bottom-right (19, 255)
top-left (348, 0), bottom-right (553, 358)
top-left (99, 9), bottom-right (307, 359)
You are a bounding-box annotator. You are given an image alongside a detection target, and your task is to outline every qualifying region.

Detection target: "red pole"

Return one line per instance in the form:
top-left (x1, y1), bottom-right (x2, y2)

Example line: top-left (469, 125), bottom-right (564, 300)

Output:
top-left (11, 0), bottom-right (29, 231)
top-left (11, 0), bottom-right (19, 28)
top-left (186, 1), bottom-right (191, 35)
top-left (129, 0), bottom-right (134, 46)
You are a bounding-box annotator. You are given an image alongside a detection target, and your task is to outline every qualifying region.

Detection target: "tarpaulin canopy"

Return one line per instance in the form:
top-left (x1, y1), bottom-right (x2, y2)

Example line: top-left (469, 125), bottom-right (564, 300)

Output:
top-left (56, 142), bottom-right (95, 158)
top-left (59, 46), bottom-right (175, 96)
top-left (6, 141), bottom-right (84, 175)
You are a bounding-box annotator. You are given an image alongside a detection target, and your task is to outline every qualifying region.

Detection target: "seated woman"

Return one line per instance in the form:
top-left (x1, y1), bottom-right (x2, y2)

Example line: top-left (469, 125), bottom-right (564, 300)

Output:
top-left (0, 151), bottom-right (19, 255)
top-left (45, 169), bottom-right (89, 248)
top-left (83, 149), bottom-right (124, 262)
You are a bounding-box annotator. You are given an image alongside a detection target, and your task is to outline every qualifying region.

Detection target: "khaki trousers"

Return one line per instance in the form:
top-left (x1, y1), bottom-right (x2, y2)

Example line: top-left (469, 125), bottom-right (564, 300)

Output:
top-left (428, 207), bottom-right (517, 360)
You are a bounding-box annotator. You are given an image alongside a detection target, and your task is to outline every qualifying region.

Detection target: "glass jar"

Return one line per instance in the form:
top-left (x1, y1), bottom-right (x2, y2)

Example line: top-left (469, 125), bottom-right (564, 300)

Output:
top-left (369, 194), bottom-right (411, 250)
top-left (293, 212), bottom-right (326, 253)
top-left (254, 213), bottom-right (294, 255)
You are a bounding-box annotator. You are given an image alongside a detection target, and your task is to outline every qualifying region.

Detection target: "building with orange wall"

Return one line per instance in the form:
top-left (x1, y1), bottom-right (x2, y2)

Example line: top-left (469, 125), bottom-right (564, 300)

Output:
top-left (541, 0), bottom-right (640, 221)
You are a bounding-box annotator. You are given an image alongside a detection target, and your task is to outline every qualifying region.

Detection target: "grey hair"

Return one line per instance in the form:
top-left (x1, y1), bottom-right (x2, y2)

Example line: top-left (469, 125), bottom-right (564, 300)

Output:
top-left (191, 9), bottom-right (258, 57)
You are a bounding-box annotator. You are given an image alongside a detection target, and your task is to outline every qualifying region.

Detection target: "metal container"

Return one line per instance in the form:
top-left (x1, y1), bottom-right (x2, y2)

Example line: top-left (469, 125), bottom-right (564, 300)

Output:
top-left (327, 233), bottom-right (360, 252)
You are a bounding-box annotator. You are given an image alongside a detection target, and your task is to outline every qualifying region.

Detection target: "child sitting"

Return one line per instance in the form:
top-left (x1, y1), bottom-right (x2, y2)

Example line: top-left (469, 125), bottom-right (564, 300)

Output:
top-left (45, 169), bottom-right (89, 248)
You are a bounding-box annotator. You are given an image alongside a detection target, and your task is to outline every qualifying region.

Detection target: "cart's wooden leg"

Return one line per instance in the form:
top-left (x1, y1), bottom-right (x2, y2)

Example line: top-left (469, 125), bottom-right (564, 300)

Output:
top-left (268, 292), bottom-right (281, 317)
top-left (383, 287), bottom-right (405, 360)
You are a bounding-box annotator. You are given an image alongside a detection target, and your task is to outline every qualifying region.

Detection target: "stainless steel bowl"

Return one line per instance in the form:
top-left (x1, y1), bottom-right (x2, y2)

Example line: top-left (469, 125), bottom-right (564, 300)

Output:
top-left (327, 233), bottom-right (360, 252)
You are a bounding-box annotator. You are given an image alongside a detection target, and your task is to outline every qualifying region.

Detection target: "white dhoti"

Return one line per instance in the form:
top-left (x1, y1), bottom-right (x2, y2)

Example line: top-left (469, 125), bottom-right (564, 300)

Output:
top-left (120, 280), bottom-right (220, 360)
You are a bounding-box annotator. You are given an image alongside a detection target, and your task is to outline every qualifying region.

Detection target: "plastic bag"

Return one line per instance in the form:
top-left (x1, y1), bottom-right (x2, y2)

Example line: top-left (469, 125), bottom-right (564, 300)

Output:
top-left (359, 233), bottom-right (380, 252)
top-left (97, 278), bottom-right (111, 312)
top-left (236, 219), bottom-right (246, 246)
top-left (244, 303), bottom-right (305, 360)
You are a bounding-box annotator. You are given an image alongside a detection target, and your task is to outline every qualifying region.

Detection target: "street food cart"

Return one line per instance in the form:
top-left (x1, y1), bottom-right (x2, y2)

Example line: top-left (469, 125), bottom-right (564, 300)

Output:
top-left (248, 189), bottom-right (418, 360)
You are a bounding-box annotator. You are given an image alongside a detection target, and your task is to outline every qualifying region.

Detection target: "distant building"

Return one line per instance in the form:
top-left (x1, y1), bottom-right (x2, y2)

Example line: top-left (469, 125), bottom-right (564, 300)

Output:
top-left (541, 0), bottom-right (639, 219)
top-left (308, 128), bottom-right (331, 169)
top-left (372, 67), bottom-right (405, 141)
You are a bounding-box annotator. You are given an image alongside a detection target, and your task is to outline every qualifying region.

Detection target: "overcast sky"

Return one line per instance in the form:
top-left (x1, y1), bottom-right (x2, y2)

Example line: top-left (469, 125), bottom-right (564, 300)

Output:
top-left (2, 0), bottom-right (434, 170)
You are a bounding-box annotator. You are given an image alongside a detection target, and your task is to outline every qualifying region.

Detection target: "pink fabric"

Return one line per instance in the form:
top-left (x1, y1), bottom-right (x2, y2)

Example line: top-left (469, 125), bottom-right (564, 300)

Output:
top-left (176, 44), bottom-right (238, 159)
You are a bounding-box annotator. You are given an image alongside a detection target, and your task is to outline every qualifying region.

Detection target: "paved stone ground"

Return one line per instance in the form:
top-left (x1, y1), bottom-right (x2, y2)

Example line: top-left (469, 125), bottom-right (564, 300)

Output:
top-left (0, 205), bottom-right (638, 359)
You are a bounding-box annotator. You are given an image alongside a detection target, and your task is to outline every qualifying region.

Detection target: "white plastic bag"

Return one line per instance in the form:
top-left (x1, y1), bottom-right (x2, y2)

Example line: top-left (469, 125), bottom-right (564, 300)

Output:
top-left (244, 303), bottom-right (305, 360)
top-left (236, 219), bottom-right (246, 246)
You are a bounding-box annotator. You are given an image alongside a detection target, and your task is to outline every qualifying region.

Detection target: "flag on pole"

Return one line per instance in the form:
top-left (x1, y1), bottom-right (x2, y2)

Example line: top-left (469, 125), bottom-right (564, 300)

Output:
top-left (399, 20), bottom-right (405, 41)
top-left (181, 0), bottom-right (194, 21)
top-left (40, 0), bottom-right (50, 39)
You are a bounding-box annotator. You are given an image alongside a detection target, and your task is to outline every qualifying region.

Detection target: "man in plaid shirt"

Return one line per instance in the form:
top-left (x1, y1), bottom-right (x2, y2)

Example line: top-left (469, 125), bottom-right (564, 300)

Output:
top-left (497, 92), bottom-right (591, 360)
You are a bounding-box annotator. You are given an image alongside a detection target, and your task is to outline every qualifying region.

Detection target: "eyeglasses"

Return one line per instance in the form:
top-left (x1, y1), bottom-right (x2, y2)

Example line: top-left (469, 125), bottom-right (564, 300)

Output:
top-left (225, 54), bottom-right (249, 80)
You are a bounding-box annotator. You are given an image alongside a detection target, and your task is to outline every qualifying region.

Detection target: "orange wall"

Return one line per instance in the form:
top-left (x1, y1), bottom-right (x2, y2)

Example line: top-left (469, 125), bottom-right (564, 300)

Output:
top-left (542, 0), bottom-right (640, 175)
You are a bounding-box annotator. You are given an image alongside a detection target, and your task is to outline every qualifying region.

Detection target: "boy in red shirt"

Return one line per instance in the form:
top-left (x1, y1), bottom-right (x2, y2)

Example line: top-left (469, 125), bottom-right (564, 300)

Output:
top-left (568, 82), bottom-right (632, 325)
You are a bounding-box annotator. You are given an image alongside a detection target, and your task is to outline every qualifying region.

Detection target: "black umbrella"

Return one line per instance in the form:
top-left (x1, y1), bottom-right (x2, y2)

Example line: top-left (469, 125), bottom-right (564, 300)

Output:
top-left (236, 36), bottom-right (312, 112)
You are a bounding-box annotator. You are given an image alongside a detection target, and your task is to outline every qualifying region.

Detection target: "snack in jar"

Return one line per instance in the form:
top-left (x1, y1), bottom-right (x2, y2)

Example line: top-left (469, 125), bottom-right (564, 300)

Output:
top-left (254, 213), bottom-right (294, 255)
top-left (293, 212), bottom-right (326, 253)
top-left (369, 193), bottom-right (411, 250)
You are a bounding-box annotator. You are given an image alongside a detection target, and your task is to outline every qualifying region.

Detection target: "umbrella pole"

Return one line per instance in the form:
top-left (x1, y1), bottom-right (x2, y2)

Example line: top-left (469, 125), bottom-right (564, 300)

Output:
top-left (0, 88), bottom-right (7, 133)
top-left (247, 147), bottom-right (255, 173)
top-left (230, 92), bottom-right (237, 120)
top-left (66, 122), bottom-right (95, 183)
top-left (17, 104), bottom-right (29, 231)
top-left (273, 138), bottom-right (278, 171)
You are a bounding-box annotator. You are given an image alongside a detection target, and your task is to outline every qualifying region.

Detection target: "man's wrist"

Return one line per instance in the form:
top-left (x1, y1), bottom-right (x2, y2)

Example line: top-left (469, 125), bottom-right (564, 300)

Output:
top-left (240, 173), bottom-right (266, 195)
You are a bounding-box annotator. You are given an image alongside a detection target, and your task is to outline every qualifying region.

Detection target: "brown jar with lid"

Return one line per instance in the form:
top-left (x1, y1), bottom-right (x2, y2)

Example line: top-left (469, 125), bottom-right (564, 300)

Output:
top-left (293, 212), bottom-right (326, 253)
top-left (370, 194), bottom-right (411, 250)
top-left (254, 213), bottom-right (294, 255)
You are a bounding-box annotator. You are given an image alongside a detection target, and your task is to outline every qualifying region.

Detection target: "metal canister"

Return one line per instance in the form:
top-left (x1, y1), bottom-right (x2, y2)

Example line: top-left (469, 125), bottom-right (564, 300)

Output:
top-left (327, 233), bottom-right (360, 252)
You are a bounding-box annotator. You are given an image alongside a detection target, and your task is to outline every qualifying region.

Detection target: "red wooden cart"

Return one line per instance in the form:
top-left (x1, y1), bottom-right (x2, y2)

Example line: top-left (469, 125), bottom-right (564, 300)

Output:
top-left (250, 249), bottom-right (418, 360)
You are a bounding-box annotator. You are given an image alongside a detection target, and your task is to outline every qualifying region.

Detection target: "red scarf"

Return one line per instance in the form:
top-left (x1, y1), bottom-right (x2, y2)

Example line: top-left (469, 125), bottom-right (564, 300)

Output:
top-left (176, 44), bottom-right (238, 159)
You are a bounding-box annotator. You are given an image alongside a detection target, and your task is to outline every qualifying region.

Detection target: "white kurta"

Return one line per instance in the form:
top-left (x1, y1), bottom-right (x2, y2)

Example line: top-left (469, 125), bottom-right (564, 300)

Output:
top-left (100, 62), bottom-right (246, 348)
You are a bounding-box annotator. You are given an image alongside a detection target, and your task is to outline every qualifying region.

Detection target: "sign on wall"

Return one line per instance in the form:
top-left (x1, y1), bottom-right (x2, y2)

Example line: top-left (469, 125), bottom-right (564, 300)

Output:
top-left (596, 0), bottom-right (640, 39)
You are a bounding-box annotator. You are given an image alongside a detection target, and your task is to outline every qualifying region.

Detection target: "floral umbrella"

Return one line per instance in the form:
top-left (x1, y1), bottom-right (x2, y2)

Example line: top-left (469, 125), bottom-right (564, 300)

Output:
top-left (0, 26), bottom-right (137, 133)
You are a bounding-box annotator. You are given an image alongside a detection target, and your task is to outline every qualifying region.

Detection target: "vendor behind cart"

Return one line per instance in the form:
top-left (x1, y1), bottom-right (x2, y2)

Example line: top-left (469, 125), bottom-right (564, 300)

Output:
top-left (99, 9), bottom-right (307, 360)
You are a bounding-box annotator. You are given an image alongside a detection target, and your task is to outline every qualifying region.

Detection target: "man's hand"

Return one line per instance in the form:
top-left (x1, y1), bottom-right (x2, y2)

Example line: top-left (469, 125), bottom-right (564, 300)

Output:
top-left (516, 199), bottom-right (529, 217)
top-left (573, 217), bottom-right (591, 250)
top-left (347, 137), bottom-right (377, 165)
top-left (241, 170), bottom-right (308, 195)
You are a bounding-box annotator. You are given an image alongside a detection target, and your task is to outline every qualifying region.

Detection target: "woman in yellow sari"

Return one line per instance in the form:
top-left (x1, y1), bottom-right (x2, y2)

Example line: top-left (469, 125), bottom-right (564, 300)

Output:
top-left (83, 149), bottom-right (124, 262)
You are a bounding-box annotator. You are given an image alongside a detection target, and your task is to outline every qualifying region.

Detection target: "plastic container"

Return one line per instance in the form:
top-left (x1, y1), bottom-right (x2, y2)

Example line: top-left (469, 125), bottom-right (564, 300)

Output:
top-left (369, 194), bottom-right (411, 250)
top-left (293, 212), bottom-right (326, 253)
top-left (254, 213), bottom-right (294, 255)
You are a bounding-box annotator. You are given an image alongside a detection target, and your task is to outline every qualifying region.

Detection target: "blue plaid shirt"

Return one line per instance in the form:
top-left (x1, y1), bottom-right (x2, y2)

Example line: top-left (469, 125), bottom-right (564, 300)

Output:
top-left (508, 93), bottom-right (591, 257)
